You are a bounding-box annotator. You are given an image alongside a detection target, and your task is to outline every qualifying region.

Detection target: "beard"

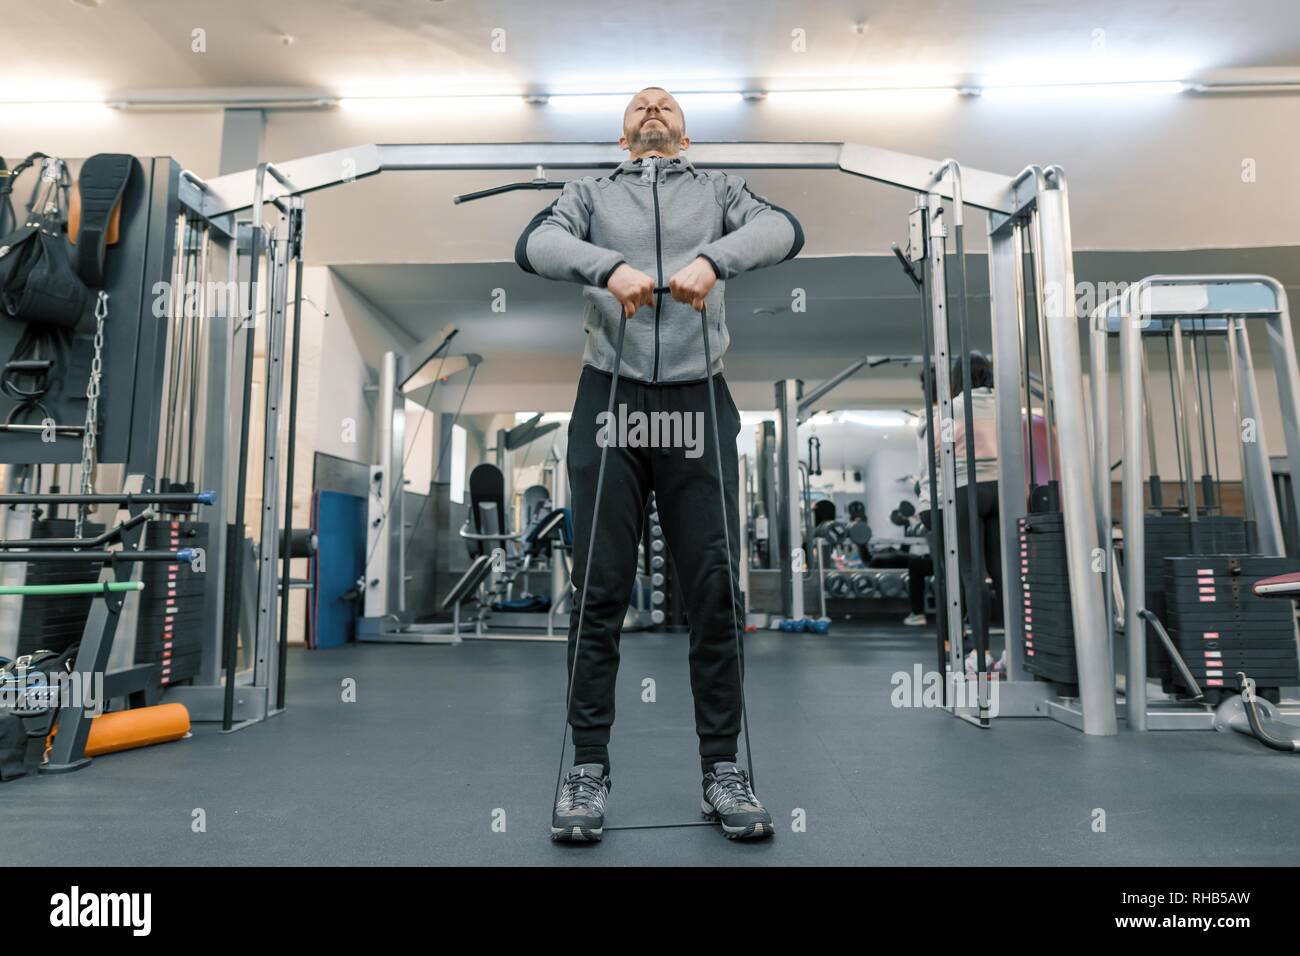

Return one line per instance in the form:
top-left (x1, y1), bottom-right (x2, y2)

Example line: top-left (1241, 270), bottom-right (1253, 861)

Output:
top-left (632, 121), bottom-right (674, 152)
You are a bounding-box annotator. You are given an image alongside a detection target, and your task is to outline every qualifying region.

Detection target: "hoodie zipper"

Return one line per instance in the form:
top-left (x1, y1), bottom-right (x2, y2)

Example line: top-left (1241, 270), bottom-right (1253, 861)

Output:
top-left (650, 164), bottom-right (664, 383)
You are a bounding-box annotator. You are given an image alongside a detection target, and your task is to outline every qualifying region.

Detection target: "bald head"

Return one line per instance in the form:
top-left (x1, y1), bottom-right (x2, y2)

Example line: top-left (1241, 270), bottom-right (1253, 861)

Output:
top-left (621, 87), bottom-right (690, 159)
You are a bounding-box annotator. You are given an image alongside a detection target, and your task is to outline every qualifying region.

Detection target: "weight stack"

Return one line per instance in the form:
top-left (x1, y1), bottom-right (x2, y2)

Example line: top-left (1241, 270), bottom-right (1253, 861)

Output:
top-left (1017, 513), bottom-right (1079, 687)
top-left (1140, 515), bottom-right (1248, 682)
top-left (1163, 555), bottom-right (1299, 697)
top-left (134, 520), bottom-right (209, 687)
top-left (15, 518), bottom-right (105, 657)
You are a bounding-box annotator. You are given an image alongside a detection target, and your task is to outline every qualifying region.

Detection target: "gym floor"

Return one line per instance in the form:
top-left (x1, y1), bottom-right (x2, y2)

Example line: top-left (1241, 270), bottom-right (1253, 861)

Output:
top-left (6, 625), bottom-right (1297, 866)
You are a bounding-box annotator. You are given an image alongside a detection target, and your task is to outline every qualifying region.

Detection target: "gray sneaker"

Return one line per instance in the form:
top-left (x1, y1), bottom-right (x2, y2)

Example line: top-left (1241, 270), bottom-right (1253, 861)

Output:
top-left (551, 764), bottom-right (610, 842)
top-left (702, 761), bottom-right (774, 840)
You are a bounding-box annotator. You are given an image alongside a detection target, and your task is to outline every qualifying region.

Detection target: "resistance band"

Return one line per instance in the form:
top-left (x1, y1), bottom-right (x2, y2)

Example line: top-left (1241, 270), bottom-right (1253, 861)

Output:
top-left (552, 290), bottom-right (755, 829)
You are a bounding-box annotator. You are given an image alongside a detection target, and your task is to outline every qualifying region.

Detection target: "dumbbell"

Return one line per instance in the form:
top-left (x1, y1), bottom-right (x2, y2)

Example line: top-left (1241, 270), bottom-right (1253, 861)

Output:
top-left (813, 520), bottom-right (848, 547)
top-left (651, 554), bottom-right (665, 570)
top-left (877, 572), bottom-right (907, 598)
top-left (848, 522), bottom-right (872, 546)
top-left (651, 572), bottom-right (665, 587)
top-left (851, 572), bottom-right (877, 597)
top-left (824, 573), bottom-right (852, 597)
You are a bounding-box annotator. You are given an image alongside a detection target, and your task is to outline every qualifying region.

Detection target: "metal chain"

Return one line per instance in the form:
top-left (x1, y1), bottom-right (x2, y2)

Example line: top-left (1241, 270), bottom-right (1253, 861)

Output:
top-left (75, 291), bottom-right (108, 536)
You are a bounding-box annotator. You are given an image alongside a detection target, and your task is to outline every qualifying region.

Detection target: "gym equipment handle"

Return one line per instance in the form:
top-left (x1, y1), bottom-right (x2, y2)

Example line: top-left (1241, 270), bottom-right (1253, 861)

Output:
top-left (0, 581), bottom-right (144, 597)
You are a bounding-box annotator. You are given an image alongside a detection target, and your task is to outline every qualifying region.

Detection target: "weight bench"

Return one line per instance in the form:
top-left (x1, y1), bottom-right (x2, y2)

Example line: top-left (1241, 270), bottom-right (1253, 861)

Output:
top-left (457, 463), bottom-right (573, 637)
top-left (438, 554), bottom-right (496, 637)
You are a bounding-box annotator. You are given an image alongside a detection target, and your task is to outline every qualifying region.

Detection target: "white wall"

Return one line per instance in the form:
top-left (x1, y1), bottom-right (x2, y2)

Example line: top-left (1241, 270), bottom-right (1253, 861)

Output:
top-left (863, 447), bottom-right (922, 539)
top-left (0, 108), bottom-right (226, 177)
top-left (271, 266), bottom-right (393, 643)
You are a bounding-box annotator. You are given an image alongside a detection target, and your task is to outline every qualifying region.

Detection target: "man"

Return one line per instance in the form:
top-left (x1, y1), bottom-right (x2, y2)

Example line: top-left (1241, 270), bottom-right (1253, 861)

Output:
top-left (516, 87), bottom-right (803, 842)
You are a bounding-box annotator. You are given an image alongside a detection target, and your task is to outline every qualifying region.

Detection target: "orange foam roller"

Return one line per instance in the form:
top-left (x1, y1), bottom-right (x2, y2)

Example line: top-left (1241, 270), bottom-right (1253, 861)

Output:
top-left (50, 703), bottom-right (191, 757)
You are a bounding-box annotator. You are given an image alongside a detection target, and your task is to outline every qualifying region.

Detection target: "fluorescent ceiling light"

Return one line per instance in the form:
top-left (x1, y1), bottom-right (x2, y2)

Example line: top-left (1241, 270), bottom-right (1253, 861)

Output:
top-left (545, 93), bottom-right (638, 112)
top-left (765, 87), bottom-right (958, 107)
top-left (807, 411), bottom-right (908, 428)
top-left (546, 91), bottom-right (743, 111)
top-left (978, 80), bottom-right (1186, 99)
top-left (337, 94), bottom-right (523, 115)
top-left (841, 411), bottom-right (908, 428)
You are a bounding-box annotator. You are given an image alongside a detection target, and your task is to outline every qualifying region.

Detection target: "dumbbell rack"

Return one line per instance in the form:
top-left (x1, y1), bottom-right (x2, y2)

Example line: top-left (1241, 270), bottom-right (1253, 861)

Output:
top-left (644, 493), bottom-right (683, 631)
top-left (822, 569), bottom-right (911, 603)
top-left (811, 518), bottom-right (911, 614)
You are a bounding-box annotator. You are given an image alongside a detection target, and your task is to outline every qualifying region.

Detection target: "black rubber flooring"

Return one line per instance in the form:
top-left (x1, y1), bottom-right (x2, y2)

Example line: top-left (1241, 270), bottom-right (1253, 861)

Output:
top-left (4, 626), bottom-right (1299, 866)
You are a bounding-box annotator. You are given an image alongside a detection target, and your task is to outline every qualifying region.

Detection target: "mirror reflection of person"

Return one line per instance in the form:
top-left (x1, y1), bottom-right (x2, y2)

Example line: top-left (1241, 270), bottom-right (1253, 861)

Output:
top-left (917, 354), bottom-right (1005, 672)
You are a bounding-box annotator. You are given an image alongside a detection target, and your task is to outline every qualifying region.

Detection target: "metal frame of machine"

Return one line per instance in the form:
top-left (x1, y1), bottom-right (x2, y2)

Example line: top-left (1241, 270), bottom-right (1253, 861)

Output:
top-left (760, 163), bottom-right (1101, 730)
top-left (1097, 275), bottom-right (1300, 732)
top-left (174, 140), bottom-right (1051, 678)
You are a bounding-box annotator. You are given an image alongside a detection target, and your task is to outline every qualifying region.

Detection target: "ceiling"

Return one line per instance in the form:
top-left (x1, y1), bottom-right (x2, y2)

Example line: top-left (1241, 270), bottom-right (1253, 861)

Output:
top-left (4, 0), bottom-right (1298, 417)
top-left (4, 0), bottom-right (1299, 98)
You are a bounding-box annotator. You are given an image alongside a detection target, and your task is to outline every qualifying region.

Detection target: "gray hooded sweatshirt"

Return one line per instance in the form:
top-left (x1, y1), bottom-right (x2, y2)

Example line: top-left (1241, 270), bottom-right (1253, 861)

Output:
top-left (515, 155), bottom-right (803, 384)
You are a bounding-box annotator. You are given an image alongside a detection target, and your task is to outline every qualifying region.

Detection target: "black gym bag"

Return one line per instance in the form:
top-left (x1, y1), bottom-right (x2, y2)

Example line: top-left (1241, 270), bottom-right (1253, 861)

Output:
top-left (0, 645), bottom-right (80, 781)
top-left (0, 153), bottom-right (88, 330)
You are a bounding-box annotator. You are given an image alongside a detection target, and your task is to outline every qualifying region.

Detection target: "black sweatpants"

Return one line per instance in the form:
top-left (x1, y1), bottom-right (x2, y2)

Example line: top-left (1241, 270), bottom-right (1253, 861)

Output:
top-left (565, 365), bottom-right (744, 777)
top-left (907, 553), bottom-right (934, 615)
top-left (926, 480), bottom-right (1003, 635)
